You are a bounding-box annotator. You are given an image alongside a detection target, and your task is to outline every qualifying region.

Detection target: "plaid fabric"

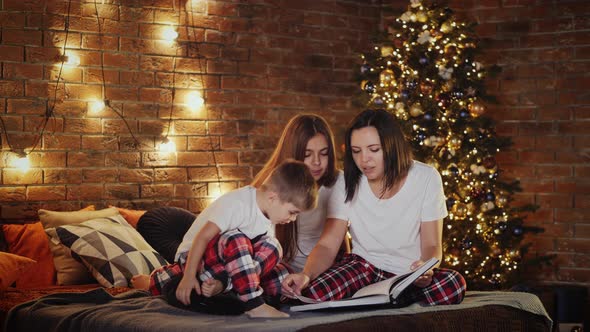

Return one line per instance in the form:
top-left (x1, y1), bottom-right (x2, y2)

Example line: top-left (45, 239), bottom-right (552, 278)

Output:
top-left (302, 253), bottom-right (466, 306)
top-left (148, 230), bottom-right (285, 303)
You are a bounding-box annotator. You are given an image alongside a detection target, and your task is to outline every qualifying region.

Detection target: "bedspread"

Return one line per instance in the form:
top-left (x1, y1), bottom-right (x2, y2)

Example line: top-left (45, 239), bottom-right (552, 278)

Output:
top-left (5, 289), bottom-right (551, 332)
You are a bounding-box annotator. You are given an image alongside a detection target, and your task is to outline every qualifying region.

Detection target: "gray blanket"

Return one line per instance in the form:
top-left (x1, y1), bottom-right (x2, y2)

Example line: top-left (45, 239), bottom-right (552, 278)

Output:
top-left (5, 289), bottom-right (552, 332)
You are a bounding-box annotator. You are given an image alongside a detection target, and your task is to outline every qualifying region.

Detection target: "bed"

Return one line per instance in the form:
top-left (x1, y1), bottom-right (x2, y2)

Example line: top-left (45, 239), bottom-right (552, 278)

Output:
top-left (0, 207), bottom-right (552, 331)
top-left (4, 288), bottom-right (551, 332)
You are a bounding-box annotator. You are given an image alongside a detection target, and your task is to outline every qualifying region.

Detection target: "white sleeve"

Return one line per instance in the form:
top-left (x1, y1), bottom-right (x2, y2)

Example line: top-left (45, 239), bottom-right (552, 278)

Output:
top-left (326, 173), bottom-right (349, 221)
top-left (420, 167), bottom-right (448, 222)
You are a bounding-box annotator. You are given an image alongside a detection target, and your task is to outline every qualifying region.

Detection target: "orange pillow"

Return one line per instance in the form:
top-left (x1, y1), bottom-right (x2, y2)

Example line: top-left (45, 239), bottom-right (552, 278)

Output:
top-left (2, 222), bottom-right (56, 288)
top-left (111, 206), bottom-right (147, 228)
top-left (0, 250), bottom-right (38, 290)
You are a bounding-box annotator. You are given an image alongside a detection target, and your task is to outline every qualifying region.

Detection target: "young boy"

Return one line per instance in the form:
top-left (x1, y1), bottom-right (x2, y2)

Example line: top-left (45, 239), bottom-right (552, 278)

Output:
top-left (146, 159), bottom-right (317, 318)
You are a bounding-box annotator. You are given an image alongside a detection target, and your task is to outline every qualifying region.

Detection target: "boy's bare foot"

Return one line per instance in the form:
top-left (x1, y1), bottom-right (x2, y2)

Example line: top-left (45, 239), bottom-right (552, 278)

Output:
top-left (245, 303), bottom-right (289, 318)
top-left (130, 274), bottom-right (150, 290)
top-left (201, 279), bottom-right (224, 297)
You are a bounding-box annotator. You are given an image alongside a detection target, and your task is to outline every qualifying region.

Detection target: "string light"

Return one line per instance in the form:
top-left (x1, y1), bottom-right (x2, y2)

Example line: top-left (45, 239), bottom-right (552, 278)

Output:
top-left (158, 137), bottom-right (177, 152)
top-left (162, 26), bottom-right (179, 41)
top-left (185, 91), bottom-right (205, 111)
top-left (11, 151), bottom-right (30, 172)
top-left (64, 52), bottom-right (80, 66)
top-left (88, 100), bottom-right (106, 113)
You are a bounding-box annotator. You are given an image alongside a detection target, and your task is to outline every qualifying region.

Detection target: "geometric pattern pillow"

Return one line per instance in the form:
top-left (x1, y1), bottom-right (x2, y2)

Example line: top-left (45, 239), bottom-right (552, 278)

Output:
top-left (52, 215), bottom-right (168, 287)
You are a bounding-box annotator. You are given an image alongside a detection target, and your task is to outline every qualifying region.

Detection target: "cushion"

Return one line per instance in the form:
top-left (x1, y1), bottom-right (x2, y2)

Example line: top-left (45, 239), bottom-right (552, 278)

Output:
top-left (137, 207), bottom-right (196, 263)
top-left (0, 252), bottom-right (36, 290)
top-left (110, 206), bottom-right (147, 228)
top-left (39, 207), bottom-right (119, 285)
top-left (1, 222), bottom-right (56, 288)
top-left (50, 215), bottom-right (168, 287)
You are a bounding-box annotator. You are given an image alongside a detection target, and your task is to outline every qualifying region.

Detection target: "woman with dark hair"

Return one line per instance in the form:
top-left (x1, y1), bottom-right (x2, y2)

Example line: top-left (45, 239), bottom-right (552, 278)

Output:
top-left (252, 113), bottom-right (340, 272)
top-left (282, 109), bottom-right (466, 307)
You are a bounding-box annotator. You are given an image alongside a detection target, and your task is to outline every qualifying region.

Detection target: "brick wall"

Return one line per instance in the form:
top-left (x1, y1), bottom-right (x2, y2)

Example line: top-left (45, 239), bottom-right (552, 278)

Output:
top-left (0, 0), bottom-right (588, 288)
top-left (0, 0), bottom-right (386, 217)
top-left (452, 0), bottom-right (590, 287)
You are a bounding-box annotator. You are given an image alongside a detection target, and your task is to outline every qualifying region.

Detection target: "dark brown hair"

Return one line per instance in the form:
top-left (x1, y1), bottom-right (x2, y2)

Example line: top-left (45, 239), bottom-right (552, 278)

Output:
top-left (344, 109), bottom-right (413, 202)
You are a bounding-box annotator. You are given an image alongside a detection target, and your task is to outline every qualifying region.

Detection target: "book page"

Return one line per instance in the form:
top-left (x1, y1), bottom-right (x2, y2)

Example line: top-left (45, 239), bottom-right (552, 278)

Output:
top-left (352, 274), bottom-right (405, 299)
top-left (390, 257), bottom-right (438, 299)
top-left (293, 293), bottom-right (322, 304)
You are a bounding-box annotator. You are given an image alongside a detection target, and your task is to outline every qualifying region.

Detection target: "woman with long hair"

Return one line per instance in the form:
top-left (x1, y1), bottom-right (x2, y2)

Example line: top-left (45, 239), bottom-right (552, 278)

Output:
top-left (252, 113), bottom-right (340, 272)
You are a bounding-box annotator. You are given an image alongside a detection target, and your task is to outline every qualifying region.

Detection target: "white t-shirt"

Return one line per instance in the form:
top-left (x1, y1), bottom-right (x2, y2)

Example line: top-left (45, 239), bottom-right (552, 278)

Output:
top-left (175, 186), bottom-right (272, 262)
top-left (288, 172), bottom-right (341, 272)
top-left (328, 161), bottom-right (447, 275)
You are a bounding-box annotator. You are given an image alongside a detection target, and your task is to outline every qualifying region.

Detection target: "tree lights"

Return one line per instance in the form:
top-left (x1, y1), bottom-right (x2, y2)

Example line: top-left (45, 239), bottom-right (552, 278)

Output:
top-left (357, 0), bottom-right (542, 289)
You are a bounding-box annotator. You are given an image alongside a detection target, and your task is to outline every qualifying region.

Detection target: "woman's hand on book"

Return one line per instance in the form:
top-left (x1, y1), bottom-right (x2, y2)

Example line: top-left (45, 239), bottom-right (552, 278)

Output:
top-left (410, 260), bottom-right (434, 288)
top-left (281, 273), bottom-right (311, 298)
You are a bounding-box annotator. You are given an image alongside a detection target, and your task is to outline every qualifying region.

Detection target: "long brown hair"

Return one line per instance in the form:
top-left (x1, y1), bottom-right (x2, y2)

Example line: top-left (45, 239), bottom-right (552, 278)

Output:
top-left (344, 109), bottom-right (413, 202)
top-left (252, 114), bottom-right (337, 263)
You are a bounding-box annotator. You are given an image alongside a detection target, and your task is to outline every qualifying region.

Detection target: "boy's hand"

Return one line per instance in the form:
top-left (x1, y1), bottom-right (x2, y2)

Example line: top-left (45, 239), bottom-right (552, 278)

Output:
top-left (410, 260), bottom-right (433, 288)
top-left (281, 273), bottom-right (310, 298)
top-left (176, 275), bottom-right (201, 305)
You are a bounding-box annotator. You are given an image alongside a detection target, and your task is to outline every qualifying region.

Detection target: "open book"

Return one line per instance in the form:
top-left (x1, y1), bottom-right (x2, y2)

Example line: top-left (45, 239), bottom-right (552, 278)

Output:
top-left (290, 257), bottom-right (439, 312)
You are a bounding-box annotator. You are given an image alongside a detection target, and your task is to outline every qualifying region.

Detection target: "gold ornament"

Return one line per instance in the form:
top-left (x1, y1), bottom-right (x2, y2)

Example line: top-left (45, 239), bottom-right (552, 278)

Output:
top-left (440, 21), bottom-right (453, 33)
top-left (395, 108), bottom-right (409, 121)
top-left (416, 11), bottom-right (428, 22)
top-left (444, 44), bottom-right (458, 56)
top-left (379, 69), bottom-right (395, 86)
top-left (381, 46), bottom-right (394, 57)
top-left (468, 100), bottom-right (485, 117)
top-left (447, 135), bottom-right (462, 150)
top-left (481, 201), bottom-right (495, 212)
top-left (409, 103), bottom-right (424, 117)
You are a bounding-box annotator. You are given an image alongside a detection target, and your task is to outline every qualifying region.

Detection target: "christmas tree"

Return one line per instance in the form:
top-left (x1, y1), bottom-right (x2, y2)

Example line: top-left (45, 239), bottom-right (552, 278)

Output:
top-left (357, 0), bottom-right (542, 290)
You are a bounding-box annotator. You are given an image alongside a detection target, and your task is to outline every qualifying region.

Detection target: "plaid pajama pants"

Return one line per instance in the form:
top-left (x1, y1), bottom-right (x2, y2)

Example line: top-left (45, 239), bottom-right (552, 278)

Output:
top-left (302, 253), bottom-right (466, 306)
top-left (148, 230), bottom-right (290, 309)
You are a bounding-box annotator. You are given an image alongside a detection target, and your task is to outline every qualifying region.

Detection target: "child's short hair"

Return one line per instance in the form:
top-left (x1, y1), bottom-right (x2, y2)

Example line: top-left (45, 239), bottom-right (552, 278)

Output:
top-left (261, 159), bottom-right (318, 211)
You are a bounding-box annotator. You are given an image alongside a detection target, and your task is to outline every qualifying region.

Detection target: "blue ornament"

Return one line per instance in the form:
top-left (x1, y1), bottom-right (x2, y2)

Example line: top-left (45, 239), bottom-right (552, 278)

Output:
top-left (416, 129), bottom-right (427, 140)
top-left (423, 112), bottom-right (434, 121)
top-left (373, 97), bottom-right (384, 105)
top-left (485, 192), bottom-right (496, 201)
top-left (459, 109), bottom-right (470, 118)
top-left (360, 64), bottom-right (371, 74)
top-left (363, 81), bottom-right (375, 93)
top-left (400, 89), bottom-right (410, 99)
top-left (512, 226), bottom-right (523, 236)
top-left (419, 57), bottom-right (428, 65)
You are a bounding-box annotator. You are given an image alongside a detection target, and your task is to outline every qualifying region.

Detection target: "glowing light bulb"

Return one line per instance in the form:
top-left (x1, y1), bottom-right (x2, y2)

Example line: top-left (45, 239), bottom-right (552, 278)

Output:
top-left (64, 53), bottom-right (80, 66)
top-left (185, 91), bottom-right (204, 111)
top-left (158, 138), bottom-right (176, 152)
top-left (89, 100), bottom-right (105, 113)
top-left (162, 26), bottom-right (179, 41)
top-left (13, 154), bottom-right (30, 172)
